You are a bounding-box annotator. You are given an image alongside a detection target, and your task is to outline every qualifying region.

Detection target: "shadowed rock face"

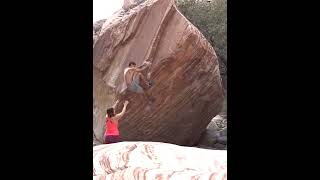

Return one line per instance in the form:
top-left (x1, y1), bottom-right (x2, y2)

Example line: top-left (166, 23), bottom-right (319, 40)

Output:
top-left (93, 142), bottom-right (227, 180)
top-left (93, 0), bottom-right (224, 145)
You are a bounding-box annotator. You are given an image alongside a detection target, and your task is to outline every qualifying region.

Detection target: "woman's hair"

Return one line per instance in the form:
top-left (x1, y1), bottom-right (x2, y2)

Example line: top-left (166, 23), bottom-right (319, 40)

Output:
top-left (107, 108), bottom-right (115, 118)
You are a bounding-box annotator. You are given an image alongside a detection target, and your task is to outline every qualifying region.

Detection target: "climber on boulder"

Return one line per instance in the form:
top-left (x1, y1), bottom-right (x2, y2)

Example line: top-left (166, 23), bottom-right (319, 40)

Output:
top-left (104, 100), bottom-right (129, 144)
top-left (121, 60), bottom-right (155, 103)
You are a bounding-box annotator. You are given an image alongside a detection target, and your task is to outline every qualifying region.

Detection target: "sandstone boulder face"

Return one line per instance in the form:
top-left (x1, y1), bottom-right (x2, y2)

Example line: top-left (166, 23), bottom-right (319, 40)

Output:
top-left (93, 142), bottom-right (227, 180)
top-left (93, 0), bottom-right (224, 145)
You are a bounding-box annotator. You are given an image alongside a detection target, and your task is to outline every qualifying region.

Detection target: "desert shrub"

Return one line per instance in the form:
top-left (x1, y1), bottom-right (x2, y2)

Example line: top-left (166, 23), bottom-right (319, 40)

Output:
top-left (176, 0), bottom-right (227, 76)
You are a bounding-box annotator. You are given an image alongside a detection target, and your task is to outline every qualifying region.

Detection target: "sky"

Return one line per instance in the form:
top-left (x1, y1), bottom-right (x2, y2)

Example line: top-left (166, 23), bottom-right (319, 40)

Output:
top-left (93, 0), bottom-right (123, 22)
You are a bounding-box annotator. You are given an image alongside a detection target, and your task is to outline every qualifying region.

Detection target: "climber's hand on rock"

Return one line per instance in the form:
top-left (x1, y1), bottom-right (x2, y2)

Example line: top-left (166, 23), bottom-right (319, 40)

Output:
top-left (143, 61), bottom-right (152, 66)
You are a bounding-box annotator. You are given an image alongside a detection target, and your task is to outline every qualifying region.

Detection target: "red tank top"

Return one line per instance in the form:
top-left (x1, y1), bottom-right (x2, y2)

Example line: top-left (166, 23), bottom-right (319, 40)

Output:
top-left (105, 117), bottom-right (119, 136)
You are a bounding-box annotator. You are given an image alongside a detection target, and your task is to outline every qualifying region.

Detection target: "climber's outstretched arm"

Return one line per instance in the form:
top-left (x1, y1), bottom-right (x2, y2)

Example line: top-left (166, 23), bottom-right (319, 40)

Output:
top-left (112, 100), bottom-right (119, 109)
top-left (114, 101), bottom-right (129, 121)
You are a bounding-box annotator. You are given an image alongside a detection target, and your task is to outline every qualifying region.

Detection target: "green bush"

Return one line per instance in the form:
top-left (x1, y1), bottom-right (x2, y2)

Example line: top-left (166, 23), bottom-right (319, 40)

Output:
top-left (176, 0), bottom-right (227, 75)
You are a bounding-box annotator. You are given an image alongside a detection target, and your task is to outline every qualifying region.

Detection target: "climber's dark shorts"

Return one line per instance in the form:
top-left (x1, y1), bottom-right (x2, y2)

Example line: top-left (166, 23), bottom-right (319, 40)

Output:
top-left (127, 78), bottom-right (144, 93)
top-left (104, 135), bottom-right (121, 144)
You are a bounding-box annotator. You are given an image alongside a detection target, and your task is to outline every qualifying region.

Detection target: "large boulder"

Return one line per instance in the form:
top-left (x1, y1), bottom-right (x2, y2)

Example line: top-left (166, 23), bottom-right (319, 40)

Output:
top-left (93, 0), bottom-right (224, 145)
top-left (93, 142), bottom-right (227, 180)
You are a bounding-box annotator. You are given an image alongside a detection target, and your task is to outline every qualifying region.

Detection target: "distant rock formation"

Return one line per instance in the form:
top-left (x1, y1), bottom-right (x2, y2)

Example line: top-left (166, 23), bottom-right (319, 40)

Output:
top-left (93, 19), bottom-right (106, 45)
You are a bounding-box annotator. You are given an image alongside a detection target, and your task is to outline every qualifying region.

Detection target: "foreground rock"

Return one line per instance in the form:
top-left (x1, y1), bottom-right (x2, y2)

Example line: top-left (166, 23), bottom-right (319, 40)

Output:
top-left (93, 0), bottom-right (224, 145)
top-left (93, 142), bottom-right (227, 180)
